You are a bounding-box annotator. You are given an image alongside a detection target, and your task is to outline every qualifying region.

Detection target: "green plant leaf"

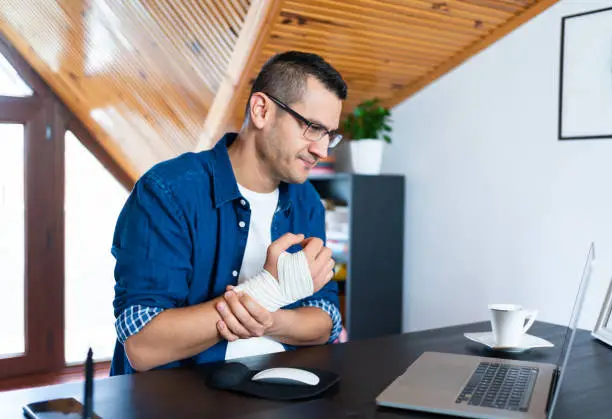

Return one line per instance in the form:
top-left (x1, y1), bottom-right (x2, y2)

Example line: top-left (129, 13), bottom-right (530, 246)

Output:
top-left (341, 97), bottom-right (393, 141)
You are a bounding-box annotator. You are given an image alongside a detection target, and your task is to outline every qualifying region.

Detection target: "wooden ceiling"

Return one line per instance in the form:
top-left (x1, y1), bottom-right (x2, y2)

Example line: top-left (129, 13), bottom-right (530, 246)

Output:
top-left (0, 0), bottom-right (558, 183)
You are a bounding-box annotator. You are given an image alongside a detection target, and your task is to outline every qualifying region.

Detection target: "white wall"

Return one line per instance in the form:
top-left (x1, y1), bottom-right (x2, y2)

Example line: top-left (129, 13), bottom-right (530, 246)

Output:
top-left (383, 0), bottom-right (612, 333)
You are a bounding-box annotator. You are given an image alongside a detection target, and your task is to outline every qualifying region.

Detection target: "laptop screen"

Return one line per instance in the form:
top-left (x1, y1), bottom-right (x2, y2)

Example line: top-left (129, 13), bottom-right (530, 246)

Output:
top-left (547, 242), bottom-right (595, 418)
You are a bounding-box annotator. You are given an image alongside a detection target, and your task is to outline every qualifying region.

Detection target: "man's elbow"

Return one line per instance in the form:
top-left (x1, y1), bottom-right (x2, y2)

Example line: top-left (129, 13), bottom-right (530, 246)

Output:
top-left (124, 335), bottom-right (157, 372)
top-left (313, 313), bottom-right (333, 345)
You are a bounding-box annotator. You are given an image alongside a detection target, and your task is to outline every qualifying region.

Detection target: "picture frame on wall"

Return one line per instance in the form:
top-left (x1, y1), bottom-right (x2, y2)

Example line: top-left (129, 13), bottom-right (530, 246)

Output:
top-left (558, 6), bottom-right (612, 140)
top-left (592, 277), bottom-right (612, 348)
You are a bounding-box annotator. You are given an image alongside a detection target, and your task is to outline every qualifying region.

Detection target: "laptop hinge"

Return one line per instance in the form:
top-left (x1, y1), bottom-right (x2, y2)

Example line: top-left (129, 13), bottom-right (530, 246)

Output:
top-left (546, 368), bottom-right (560, 412)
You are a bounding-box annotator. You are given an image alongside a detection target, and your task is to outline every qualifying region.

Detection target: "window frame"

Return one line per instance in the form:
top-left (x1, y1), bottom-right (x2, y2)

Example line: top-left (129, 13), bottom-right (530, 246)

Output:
top-left (0, 94), bottom-right (65, 379)
top-left (0, 31), bottom-right (132, 381)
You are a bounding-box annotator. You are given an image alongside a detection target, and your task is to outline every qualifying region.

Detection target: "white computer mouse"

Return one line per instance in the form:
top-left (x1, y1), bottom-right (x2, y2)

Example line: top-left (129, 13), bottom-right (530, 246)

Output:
top-left (251, 367), bottom-right (320, 386)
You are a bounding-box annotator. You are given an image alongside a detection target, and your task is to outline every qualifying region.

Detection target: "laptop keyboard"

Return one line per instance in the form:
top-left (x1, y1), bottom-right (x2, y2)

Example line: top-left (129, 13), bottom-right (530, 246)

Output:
top-left (455, 362), bottom-right (539, 412)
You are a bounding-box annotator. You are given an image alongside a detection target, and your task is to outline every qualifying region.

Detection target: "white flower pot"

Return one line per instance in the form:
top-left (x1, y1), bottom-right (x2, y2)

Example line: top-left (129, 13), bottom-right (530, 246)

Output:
top-left (349, 139), bottom-right (385, 175)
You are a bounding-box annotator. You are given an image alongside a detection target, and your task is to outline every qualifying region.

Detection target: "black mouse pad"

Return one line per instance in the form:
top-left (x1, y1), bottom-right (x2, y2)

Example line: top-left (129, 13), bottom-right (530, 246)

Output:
top-left (206, 362), bottom-right (339, 401)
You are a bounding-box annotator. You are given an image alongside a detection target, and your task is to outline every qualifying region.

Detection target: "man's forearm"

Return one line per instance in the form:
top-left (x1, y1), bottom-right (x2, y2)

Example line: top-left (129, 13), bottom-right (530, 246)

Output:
top-left (124, 296), bottom-right (225, 372)
top-left (267, 307), bottom-right (332, 346)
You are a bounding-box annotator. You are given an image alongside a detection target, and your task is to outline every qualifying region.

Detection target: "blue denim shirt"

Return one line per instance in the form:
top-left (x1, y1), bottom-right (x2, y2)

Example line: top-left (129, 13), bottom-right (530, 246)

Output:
top-left (110, 133), bottom-right (340, 375)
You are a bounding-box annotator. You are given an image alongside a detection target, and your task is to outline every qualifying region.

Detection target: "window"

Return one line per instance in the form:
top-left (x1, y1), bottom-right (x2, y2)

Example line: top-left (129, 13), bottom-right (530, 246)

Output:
top-left (0, 124), bottom-right (25, 358)
top-left (0, 40), bottom-right (131, 383)
top-left (64, 131), bottom-right (129, 364)
top-left (0, 53), bottom-right (32, 96)
top-left (0, 47), bottom-right (63, 380)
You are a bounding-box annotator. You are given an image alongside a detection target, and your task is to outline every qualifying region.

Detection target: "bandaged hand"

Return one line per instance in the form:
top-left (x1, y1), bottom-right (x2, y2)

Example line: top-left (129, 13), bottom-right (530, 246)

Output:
top-left (297, 236), bottom-right (336, 292)
top-left (234, 233), bottom-right (335, 312)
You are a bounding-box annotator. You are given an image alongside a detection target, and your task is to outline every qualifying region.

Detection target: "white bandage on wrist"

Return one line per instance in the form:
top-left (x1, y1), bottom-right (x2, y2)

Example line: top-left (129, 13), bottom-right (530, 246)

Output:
top-left (234, 250), bottom-right (314, 312)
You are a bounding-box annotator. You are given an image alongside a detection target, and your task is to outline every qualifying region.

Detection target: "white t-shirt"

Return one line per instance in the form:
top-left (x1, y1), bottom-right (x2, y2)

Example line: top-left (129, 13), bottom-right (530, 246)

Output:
top-left (224, 184), bottom-right (287, 360)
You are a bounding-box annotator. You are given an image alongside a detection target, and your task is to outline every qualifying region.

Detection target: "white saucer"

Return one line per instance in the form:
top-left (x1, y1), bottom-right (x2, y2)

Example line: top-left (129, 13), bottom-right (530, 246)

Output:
top-left (464, 332), bottom-right (554, 353)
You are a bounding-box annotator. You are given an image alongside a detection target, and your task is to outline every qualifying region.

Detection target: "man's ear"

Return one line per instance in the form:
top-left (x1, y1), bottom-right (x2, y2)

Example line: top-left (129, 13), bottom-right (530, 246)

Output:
top-left (248, 93), bottom-right (271, 129)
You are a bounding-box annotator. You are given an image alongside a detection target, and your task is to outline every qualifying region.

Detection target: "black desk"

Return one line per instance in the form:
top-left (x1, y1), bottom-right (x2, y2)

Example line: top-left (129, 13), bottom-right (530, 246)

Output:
top-left (1, 321), bottom-right (611, 418)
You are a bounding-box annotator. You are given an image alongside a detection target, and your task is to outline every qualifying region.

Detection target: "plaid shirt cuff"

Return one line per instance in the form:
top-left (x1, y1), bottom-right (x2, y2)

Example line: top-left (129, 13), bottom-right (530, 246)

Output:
top-left (300, 298), bottom-right (343, 343)
top-left (115, 305), bottom-right (165, 343)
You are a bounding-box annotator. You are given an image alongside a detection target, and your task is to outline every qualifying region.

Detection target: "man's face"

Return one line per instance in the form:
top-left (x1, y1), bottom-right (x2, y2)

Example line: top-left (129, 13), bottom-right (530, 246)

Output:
top-left (257, 77), bottom-right (342, 184)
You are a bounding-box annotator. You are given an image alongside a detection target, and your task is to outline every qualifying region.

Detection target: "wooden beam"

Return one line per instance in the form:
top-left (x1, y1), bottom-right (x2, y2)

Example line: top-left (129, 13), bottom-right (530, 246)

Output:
top-left (0, 32), bottom-right (49, 97)
top-left (196, 0), bottom-right (283, 150)
top-left (381, 0), bottom-right (560, 109)
top-left (0, 95), bottom-right (41, 122)
top-left (16, 98), bottom-right (67, 378)
top-left (67, 117), bottom-right (135, 191)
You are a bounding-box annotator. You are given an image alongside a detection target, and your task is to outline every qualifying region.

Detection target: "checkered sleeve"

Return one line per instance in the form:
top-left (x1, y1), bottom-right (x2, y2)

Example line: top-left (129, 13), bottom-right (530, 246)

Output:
top-left (300, 298), bottom-right (343, 343)
top-left (115, 305), bottom-right (165, 344)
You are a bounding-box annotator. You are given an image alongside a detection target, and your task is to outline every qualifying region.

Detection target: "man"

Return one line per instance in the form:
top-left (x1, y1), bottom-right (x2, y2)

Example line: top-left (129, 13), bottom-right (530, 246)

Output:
top-left (110, 51), bottom-right (348, 375)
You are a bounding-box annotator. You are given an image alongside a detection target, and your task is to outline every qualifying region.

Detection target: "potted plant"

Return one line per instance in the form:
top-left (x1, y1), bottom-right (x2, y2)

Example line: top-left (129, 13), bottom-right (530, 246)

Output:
top-left (342, 98), bottom-right (392, 175)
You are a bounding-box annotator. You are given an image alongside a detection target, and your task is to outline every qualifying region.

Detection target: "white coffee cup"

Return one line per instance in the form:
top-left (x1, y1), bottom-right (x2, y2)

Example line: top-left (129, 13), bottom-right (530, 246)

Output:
top-left (488, 304), bottom-right (538, 347)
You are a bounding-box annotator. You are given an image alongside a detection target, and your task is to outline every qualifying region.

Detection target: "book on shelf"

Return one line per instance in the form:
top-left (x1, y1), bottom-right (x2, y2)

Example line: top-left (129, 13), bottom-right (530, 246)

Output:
top-left (310, 154), bottom-right (336, 175)
top-left (320, 199), bottom-right (349, 264)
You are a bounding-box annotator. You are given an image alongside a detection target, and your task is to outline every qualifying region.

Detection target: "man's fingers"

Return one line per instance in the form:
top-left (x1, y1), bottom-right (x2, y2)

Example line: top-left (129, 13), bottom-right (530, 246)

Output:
top-left (316, 246), bottom-right (333, 261)
top-left (270, 232), bottom-right (305, 254)
top-left (311, 247), bottom-right (333, 277)
top-left (239, 293), bottom-right (272, 329)
top-left (217, 320), bottom-right (239, 342)
top-left (328, 259), bottom-right (335, 274)
top-left (216, 300), bottom-right (251, 338)
top-left (224, 291), bottom-right (265, 337)
top-left (300, 237), bottom-right (314, 247)
top-left (312, 258), bottom-right (335, 291)
top-left (321, 258), bottom-right (335, 280)
top-left (303, 237), bottom-right (324, 260)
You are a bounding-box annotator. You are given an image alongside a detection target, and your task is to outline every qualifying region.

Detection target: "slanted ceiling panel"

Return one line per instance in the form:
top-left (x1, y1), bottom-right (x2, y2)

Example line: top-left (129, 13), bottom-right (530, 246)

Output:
top-left (0, 0), bottom-right (250, 177)
top-left (228, 0), bottom-right (556, 131)
top-left (1, 0), bottom-right (556, 179)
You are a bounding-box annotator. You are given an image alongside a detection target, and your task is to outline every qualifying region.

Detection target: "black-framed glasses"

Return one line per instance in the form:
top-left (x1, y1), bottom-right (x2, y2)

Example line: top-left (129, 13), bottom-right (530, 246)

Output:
top-left (264, 92), bottom-right (343, 149)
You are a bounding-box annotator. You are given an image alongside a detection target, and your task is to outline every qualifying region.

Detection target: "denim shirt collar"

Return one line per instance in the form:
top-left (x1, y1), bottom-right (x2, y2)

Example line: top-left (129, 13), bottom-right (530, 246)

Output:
top-left (211, 133), bottom-right (293, 213)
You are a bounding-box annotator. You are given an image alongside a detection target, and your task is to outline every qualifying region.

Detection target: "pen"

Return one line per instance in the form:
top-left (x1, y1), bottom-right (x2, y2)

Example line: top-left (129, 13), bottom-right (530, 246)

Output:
top-left (83, 347), bottom-right (93, 419)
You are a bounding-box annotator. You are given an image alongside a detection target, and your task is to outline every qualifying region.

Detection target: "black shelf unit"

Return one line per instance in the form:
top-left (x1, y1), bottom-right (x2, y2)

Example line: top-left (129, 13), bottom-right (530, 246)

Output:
top-left (309, 173), bottom-right (405, 341)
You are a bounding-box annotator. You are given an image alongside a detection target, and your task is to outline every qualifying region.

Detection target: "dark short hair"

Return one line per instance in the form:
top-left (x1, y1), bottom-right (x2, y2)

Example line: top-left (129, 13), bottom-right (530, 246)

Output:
top-left (245, 51), bottom-right (347, 116)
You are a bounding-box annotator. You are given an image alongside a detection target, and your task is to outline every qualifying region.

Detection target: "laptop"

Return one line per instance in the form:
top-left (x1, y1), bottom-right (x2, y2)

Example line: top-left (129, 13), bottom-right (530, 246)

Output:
top-left (376, 243), bottom-right (595, 419)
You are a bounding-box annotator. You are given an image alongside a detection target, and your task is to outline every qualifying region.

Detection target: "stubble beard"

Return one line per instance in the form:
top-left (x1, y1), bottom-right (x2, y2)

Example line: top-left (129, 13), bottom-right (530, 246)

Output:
top-left (262, 129), bottom-right (309, 185)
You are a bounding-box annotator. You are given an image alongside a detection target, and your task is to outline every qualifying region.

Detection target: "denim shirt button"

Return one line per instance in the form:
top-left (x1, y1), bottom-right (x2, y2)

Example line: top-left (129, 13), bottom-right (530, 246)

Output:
top-left (238, 221), bottom-right (246, 228)
top-left (232, 270), bottom-right (238, 277)
top-left (240, 199), bottom-right (246, 206)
